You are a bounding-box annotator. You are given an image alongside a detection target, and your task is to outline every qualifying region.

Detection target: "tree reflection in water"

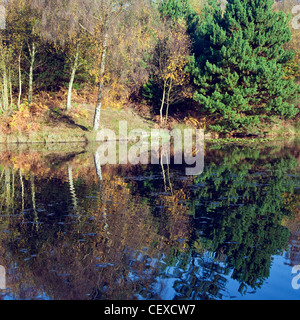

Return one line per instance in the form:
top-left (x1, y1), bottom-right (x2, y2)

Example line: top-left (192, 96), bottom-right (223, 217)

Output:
top-left (0, 141), bottom-right (299, 300)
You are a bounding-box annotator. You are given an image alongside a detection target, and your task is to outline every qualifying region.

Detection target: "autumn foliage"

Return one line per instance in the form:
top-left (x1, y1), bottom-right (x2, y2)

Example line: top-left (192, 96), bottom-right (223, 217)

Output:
top-left (0, 0), bottom-right (298, 136)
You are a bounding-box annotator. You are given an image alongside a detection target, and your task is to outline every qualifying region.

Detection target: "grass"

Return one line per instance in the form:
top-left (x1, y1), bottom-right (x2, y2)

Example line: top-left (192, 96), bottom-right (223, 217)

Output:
top-left (1, 102), bottom-right (299, 144)
top-left (100, 108), bottom-right (154, 134)
top-left (208, 137), bottom-right (274, 146)
top-left (0, 105), bottom-right (155, 144)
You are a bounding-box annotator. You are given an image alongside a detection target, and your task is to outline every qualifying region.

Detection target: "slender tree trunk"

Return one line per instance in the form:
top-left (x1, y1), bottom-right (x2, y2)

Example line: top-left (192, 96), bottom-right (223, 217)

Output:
top-left (1, 85), bottom-right (4, 112)
top-left (2, 66), bottom-right (8, 111)
top-left (67, 44), bottom-right (80, 111)
top-left (30, 174), bottom-right (38, 229)
top-left (166, 161), bottom-right (173, 196)
top-left (9, 66), bottom-right (13, 114)
top-left (94, 148), bottom-right (108, 236)
top-left (0, 88), bottom-right (2, 113)
top-left (68, 164), bottom-right (78, 210)
top-left (161, 153), bottom-right (167, 193)
top-left (94, 149), bottom-right (103, 181)
top-left (93, 29), bottom-right (108, 131)
top-left (160, 80), bottom-right (167, 125)
top-left (28, 43), bottom-right (36, 105)
top-left (165, 78), bottom-right (173, 123)
top-left (20, 169), bottom-right (24, 211)
top-left (18, 52), bottom-right (22, 109)
top-left (12, 169), bottom-right (15, 204)
top-left (5, 168), bottom-right (10, 208)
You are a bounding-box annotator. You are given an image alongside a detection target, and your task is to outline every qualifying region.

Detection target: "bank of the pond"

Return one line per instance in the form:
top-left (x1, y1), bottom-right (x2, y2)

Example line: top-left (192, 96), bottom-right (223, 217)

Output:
top-left (0, 106), bottom-right (299, 145)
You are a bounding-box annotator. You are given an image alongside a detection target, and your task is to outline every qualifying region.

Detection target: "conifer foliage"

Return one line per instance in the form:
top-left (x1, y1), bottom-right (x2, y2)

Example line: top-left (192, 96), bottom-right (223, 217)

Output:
top-left (0, 0), bottom-right (298, 136)
top-left (158, 0), bottom-right (192, 22)
top-left (188, 0), bottom-right (300, 134)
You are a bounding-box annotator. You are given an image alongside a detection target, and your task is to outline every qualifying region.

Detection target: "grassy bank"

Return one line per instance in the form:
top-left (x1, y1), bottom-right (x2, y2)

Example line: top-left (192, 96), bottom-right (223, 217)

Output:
top-left (0, 105), bottom-right (154, 144)
top-left (0, 103), bottom-right (299, 145)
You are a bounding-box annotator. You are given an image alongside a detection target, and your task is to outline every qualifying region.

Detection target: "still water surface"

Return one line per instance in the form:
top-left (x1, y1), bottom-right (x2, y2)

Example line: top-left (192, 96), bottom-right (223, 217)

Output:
top-left (0, 140), bottom-right (299, 300)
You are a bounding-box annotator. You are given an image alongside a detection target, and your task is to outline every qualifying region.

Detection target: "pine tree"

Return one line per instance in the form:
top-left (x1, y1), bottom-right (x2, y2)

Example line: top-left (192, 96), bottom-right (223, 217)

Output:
top-left (158, 0), bottom-right (193, 22)
top-left (187, 0), bottom-right (300, 134)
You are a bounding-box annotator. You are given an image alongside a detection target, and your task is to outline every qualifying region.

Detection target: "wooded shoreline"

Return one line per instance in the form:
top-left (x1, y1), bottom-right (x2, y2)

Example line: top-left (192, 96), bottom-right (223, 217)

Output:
top-left (0, 0), bottom-right (299, 141)
top-left (0, 108), bottom-right (299, 145)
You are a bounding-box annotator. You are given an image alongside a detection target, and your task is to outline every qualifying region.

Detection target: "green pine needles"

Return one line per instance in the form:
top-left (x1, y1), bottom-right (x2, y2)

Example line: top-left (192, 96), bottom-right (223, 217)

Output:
top-left (158, 0), bottom-right (193, 22)
top-left (187, 0), bottom-right (300, 134)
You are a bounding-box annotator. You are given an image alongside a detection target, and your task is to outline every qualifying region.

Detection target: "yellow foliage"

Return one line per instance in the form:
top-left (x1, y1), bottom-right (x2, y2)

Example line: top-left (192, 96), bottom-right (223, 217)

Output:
top-left (155, 29), bottom-right (191, 88)
top-left (284, 50), bottom-right (300, 81)
top-left (102, 73), bottom-right (130, 110)
top-left (9, 102), bottom-right (48, 134)
top-left (184, 116), bottom-right (205, 129)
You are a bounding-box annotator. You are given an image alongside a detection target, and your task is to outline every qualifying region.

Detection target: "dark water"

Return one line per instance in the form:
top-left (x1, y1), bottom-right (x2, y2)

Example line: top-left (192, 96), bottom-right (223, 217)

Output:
top-left (0, 140), bottom-right (299, 300)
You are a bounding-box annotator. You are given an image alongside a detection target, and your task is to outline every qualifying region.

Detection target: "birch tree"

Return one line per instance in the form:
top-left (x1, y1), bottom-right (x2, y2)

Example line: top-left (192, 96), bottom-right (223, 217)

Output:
top-left (31, 0), bottom-right (130, 121)
top-left (76, 0), bottom-right (132, 131)
top-left (5, 0), bottom-right (24, 109)
top-left (0, 40), bottom-right (13, 113)
top-left (13, 1), bottom-right (41, 106)
top-left (147, 27), bottom-right (192, 125)
top-left (31, 0), bottom-right (91, 111)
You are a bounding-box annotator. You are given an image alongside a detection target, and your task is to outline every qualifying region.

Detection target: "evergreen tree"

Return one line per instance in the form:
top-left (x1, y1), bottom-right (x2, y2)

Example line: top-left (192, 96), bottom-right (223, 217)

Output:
top-left (158, 0), bottom-right (193, 22)
top-left (187, 0), bottom-right (300, 134)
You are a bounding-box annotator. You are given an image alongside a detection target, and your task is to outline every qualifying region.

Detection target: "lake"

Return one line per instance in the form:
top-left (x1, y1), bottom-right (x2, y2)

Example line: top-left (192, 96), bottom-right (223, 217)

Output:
top-left (0, 139), bottom-right (299, 300)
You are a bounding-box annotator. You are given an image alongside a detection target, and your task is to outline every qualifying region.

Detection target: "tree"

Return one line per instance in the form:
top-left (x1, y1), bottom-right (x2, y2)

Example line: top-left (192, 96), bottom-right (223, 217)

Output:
top-left (70, 0), bottom-right (133, 131)
top-left (32, 0), bottom-right (137, 120)
top-left (0, 1), bottom-right (21, 113)
top-left (40, 0), bottom-right (135, 131)
top-left (274, 0), bottom-right (300, 82)
top-left (143, 0), bottom-right (193, 125)
top-left (158, 0), bottom-right (193, 22)
top-left (187, 0), bottom-right (300, 135)
top-left (17, 1), bottom-right (41, 105)
top-left (0, 36), bottom-right (13, 113)
top-left (6, 0), bottom-right (26, 109)
top-left (31, 0), bottom-right (93, 111)
top-left (101, 1), bottom-right (160, 111)
top-left (150, 27), bottom-right (192, 124)
top-left (0, 0), bottom-right (41, 113)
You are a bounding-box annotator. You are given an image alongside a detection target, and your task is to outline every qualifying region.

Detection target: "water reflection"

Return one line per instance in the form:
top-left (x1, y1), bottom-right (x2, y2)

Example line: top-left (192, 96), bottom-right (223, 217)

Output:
top-left (0, 140), bottom-right (299, 300)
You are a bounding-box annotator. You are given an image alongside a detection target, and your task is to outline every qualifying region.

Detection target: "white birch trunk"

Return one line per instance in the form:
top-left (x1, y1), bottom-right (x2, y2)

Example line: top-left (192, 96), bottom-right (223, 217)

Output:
top-left (28, 43), bottom-right (36, 105)
top-left (67, 45), bottom-right (80, 111)
top-left (2, 66), bottom-right (8, 111)
top-left (165, 78), bottom-right (173, 123)
top-left (68, 164), bottom-right (78, 210)
top-left (18, 52), bottom-right (22, 109)
top-left (160, 80), bottom-right (167, 125)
